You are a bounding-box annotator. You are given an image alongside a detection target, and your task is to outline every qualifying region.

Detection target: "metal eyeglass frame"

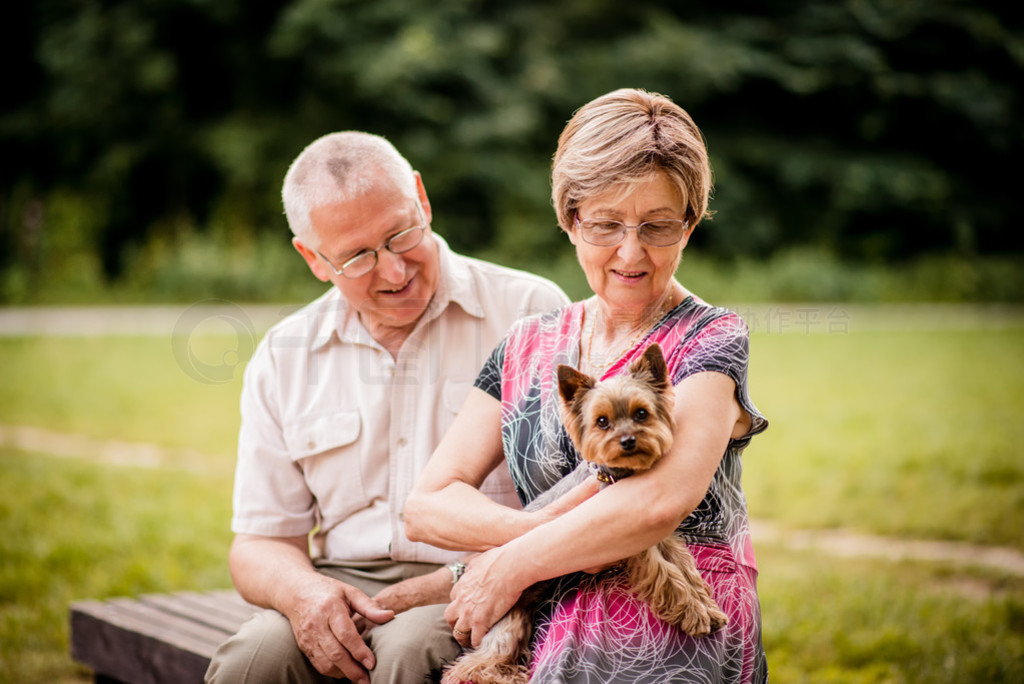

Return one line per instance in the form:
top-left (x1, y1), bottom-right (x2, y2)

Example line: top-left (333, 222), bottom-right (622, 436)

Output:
top-left (574, 215), bottom-right (688, 247)
top-left (316, 202), bottom-right (428, 278)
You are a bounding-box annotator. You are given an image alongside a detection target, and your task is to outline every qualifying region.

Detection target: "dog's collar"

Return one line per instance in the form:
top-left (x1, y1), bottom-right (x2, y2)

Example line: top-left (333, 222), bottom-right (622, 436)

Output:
top-left (587, 461), bottom-right (634, 485)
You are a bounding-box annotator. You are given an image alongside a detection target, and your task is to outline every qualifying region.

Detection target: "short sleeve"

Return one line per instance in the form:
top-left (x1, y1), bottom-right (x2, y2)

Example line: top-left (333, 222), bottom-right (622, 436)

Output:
top-left (473, 337), bottom-right (507, 401)
top-left (668, 311), bottom-right (768, 440)
top-left (231, 339), bottom-right (318, 537)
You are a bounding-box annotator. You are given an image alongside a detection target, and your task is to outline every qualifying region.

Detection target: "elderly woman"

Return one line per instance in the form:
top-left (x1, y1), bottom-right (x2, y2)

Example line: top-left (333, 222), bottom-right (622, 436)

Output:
top-left (405, 88), bottom-right (768, 682)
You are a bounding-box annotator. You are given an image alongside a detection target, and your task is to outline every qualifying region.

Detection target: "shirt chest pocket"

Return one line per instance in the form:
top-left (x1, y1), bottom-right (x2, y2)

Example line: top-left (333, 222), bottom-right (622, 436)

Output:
top-left (282, 411), bottom-right (368, 515)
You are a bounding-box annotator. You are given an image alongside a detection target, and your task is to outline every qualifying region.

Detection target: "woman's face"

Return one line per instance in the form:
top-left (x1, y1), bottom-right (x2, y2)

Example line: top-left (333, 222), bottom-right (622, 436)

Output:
top-left (569, 172), bottom-right (693, 312)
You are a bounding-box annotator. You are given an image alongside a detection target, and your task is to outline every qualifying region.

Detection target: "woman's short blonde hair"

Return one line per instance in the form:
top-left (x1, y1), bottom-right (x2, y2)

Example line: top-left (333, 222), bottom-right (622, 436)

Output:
top-left (551, 88), bottom-right (712, 232)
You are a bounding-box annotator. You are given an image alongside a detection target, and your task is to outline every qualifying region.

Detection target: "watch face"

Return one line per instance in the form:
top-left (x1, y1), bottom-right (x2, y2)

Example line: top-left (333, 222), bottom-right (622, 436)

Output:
top-left (448, 561), bottom-right (466, 583)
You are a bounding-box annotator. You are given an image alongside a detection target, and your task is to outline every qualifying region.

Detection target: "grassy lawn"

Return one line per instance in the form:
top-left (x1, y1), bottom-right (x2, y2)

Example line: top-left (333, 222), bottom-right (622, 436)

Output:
top-left (0, 334), bottom-right (247, 462)
top-left (0, 448), bottom-right (233, 682)
top-left (0, 307), bottom-right (1022, 681)
top-left (745, 322), bottom-right (1024, 550)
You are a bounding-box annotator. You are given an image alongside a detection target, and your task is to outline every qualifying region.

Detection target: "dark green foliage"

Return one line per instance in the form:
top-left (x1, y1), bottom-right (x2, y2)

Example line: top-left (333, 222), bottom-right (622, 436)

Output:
top-left (2, 1), bottom-right (1021, 302)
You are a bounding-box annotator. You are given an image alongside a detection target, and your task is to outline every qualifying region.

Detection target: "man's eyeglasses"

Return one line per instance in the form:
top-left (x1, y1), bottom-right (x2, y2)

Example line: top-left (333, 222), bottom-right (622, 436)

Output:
top-left (317, 204), bottom-right (428, 279)
top-left (574, 215), bottom-right (688, 247)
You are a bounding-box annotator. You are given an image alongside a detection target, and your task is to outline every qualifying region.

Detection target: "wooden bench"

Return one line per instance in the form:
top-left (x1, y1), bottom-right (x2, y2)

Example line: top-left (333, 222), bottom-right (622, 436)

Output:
top-left (70, 590), bottom-right (259, 683)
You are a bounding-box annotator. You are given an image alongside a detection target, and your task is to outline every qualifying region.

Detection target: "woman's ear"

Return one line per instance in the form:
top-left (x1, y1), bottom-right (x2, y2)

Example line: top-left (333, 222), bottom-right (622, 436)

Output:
top-left (565, 214), bottom-right (579, 246)
top-left (678, 219), bottom-right (696, 250)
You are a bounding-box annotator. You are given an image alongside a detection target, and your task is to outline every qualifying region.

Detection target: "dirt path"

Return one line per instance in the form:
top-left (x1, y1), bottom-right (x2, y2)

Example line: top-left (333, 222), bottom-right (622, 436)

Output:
top-left (5, 421), bottom-right (1023, 579)
top-left (2, 302), bottom-right (1022, 337)
top-left (0, 423), bottom-right (224, 475)
top-left (751, 519), bottom-right (1024, 578)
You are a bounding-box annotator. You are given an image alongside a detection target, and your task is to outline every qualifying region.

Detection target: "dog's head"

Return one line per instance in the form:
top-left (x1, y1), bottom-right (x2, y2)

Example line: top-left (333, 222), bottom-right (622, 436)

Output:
top-left (557, 343), bottom-right (675, 474)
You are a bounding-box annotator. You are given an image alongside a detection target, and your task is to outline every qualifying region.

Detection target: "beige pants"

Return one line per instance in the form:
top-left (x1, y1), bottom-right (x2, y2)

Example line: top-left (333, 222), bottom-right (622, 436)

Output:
top-left (205, 560), bottom-right (457, 684)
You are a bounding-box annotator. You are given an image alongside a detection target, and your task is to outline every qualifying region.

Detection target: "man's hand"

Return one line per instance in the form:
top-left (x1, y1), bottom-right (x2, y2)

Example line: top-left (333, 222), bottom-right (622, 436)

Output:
top-left (355, 564), bottom-right (457, 635)
top-left (284, 573), bottom-right (394, 683)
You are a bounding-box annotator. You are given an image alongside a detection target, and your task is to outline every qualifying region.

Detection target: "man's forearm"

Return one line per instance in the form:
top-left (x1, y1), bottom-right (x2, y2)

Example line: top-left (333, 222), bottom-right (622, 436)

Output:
top-left (371, 563), bottom-right (461, 615)
top-left (228, 533), bottom-right (318, 615)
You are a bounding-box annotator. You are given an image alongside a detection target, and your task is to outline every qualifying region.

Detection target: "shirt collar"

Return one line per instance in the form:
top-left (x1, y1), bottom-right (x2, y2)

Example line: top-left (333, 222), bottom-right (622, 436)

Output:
top-left (310, 234), bottom-right (485, 351)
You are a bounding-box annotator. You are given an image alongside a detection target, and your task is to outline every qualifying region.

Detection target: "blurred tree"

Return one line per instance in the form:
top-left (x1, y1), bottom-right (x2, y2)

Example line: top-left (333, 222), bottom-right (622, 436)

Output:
top-left (1, 0), bottom-right (1020, 301)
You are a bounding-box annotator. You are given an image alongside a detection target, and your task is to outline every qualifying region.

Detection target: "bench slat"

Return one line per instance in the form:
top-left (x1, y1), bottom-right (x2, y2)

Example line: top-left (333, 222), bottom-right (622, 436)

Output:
top-left (70, 591), bottom-right (259, 684)
top-left (140, 592), bottom-right (256, 634)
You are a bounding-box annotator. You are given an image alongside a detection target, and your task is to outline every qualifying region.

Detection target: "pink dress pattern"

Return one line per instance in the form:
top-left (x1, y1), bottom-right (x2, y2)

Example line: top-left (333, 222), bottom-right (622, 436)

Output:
top-left (474, 296), bottom-right (768, 682)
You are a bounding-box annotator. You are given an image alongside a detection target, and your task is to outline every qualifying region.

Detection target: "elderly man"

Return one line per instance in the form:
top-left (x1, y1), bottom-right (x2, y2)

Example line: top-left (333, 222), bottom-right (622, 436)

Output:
top-left (205, 132), bottom-right (567, 684)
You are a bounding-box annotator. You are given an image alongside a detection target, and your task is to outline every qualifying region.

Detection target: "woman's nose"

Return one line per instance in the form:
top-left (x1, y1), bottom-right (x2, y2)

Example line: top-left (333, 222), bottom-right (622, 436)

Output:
top-left (616, 228), bottom-right (647, 262)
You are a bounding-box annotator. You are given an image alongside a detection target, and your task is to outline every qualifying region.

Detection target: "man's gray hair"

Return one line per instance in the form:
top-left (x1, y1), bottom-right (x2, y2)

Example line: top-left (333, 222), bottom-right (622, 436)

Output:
top-left (282, 131), bottom-right (417, 247)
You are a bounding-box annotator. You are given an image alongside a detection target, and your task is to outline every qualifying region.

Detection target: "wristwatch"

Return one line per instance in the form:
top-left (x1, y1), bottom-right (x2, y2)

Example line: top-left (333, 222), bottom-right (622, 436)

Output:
top-left (447, 561), bottom-right (466, 585)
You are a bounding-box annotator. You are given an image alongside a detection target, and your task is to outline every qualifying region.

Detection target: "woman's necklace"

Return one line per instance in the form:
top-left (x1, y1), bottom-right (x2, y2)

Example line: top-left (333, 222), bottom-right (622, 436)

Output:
top-left (583, 292), bottom-right (676, 373)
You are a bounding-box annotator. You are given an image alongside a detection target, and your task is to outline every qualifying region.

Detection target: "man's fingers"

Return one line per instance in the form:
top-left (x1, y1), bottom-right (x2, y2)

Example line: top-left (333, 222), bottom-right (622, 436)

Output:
top-left (327, 610), bottom-right (376, 675)
top-left (347, 586), bottom-right (395, 625)
top-left (309, 640), bottom-right (367, 684)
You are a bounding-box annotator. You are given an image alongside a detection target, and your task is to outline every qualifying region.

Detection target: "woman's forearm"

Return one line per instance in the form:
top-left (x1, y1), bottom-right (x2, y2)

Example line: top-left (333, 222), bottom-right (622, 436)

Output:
top-left (498, 473), bottom-right (682, 590)
top-left (404, 481), bottom-right (538, 551)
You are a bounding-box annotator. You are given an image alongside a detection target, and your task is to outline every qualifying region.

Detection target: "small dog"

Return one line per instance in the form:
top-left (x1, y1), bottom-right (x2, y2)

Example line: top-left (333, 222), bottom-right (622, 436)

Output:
top-left (442, 343), bottom-right (727, 684)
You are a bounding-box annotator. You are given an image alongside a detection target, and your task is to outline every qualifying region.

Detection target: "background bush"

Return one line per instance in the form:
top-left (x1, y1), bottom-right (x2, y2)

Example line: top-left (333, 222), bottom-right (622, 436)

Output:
top-left (2, 0), bottom-right (1022, 304)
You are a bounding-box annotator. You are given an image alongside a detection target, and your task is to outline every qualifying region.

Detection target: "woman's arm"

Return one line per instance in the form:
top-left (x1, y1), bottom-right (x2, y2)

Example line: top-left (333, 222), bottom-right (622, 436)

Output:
top-left (446, 370), bottom-right (746, 646)
top-left (406, 388), bottom-right (597, 551)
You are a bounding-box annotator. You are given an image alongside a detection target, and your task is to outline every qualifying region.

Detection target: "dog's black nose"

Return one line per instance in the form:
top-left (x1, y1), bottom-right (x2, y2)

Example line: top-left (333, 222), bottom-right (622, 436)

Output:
top-left (619, 435), bottom-right (636, 451)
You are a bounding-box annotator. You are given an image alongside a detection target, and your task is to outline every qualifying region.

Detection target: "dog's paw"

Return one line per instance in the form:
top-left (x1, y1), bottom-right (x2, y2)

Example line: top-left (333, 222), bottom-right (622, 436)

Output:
top-left (672, 593), bottom-right (728, 637)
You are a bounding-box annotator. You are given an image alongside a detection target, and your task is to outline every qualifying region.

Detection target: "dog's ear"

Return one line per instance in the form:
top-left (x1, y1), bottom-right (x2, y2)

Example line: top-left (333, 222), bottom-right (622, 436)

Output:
top-left (557, 364), bottom-right (595, 405)
top-left (557, 364), bottom-right (593, 451)
top-left (629, 343), bottom-right (670, 392)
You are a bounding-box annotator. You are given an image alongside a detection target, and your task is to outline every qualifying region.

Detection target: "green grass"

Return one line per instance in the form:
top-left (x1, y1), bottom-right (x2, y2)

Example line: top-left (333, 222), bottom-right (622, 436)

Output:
top-left (0, 335), bottom-right (246, 463)
top-left (0, 447), bottom-right (233, 683)
top-left (758, 545), bottom-right (1024, 683)
top-left (745, 325), bottom-right (1024, 549)
top-left (1, 309), bottom-right (1022, 681)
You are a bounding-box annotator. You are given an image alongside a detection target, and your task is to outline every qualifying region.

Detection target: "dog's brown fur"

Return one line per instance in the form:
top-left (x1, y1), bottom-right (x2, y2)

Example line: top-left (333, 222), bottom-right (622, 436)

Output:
top-left (441, 344), bottom-right (727, 684)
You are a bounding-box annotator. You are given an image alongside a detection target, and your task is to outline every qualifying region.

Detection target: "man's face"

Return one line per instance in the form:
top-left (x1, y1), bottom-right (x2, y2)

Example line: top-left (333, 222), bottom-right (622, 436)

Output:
top-left (294, 175), bottom-right (440, 340)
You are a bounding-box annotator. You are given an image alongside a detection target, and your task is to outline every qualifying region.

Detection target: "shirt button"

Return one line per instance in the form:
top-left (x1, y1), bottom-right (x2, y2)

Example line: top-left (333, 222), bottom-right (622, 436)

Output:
top-left (306, 439), bottom-right (315, 449)
top-left (397, 437), bottom-right (408, 447)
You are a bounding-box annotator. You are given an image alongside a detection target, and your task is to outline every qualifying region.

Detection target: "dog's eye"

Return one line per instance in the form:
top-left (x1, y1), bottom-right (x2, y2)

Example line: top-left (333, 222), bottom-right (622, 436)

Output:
top-left (634, 408), bottom-right (648, 422)
top-left (596, 416), bottom-right (610, 430)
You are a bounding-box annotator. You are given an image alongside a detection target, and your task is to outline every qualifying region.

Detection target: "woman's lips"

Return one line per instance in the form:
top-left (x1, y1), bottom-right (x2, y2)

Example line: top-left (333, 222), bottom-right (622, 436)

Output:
top-left (612, 269), bottom-right (646, 281)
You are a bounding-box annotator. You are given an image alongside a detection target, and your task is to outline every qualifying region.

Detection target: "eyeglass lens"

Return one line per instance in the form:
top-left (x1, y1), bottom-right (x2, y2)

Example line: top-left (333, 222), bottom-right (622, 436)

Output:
top-left (340, 225), bottom-right (425, 277)
top-left (580, 219), bottom-right (685, 247)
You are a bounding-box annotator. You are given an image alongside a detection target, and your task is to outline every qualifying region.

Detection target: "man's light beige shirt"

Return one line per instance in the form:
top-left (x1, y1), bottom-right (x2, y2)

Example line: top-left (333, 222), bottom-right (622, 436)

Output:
top-left (232, 235), bottom-right (568, 563)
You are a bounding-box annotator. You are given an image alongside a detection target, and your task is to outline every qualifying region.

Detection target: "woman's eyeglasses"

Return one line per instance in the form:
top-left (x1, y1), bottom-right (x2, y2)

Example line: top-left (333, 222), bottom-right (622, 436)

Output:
top-left (574, 216), bottom-right (688, 247)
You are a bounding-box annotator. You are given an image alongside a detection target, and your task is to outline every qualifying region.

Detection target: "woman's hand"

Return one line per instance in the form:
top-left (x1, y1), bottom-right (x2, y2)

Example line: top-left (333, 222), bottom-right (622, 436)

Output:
top-left (444, 547), bottom-right (526, 649)
top-left (533, 475), bottom-right (602, 522)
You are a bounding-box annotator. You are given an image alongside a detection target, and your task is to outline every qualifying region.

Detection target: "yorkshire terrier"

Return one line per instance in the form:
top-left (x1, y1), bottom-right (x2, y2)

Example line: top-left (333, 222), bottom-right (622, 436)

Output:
top-left (441, 343), bottom-right (727, 684)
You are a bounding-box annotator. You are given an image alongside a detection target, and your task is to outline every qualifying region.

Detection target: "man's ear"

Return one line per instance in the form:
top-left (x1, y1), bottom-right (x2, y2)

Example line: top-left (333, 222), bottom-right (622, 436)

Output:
top-left (413, 171), bottom-right (432, 225)
top-left (293, 237), bottom-right (331, 283)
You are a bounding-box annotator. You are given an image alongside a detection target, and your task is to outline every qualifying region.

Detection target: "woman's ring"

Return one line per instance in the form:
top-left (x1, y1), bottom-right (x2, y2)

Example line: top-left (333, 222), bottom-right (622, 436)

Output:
top-left (453, 628), bottom-right (469, 636)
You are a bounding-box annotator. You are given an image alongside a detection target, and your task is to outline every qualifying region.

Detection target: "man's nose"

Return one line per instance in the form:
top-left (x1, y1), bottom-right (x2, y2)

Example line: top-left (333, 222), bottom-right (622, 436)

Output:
top-left (376, 248), bottom-right (408, 282)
